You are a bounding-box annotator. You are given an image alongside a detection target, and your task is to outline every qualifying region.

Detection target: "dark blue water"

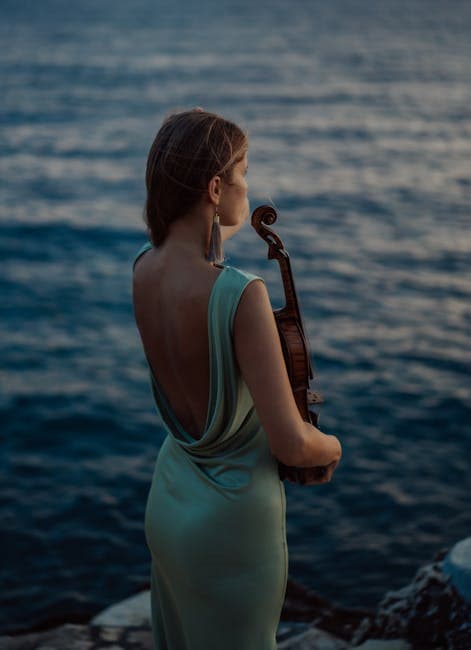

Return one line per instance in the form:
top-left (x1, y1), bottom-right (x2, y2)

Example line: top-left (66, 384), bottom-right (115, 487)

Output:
top-left (1, 0), bottom-right (470, 636)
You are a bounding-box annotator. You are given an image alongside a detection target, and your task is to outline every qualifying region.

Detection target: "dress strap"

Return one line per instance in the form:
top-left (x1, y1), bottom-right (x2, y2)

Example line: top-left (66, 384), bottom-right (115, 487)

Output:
top-left (133, 241), bottom-right (153, 270)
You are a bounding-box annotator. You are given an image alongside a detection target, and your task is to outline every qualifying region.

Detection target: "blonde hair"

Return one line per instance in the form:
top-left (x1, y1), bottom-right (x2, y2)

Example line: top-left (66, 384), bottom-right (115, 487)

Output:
top-left (144, 109), bottom-right (248, 245)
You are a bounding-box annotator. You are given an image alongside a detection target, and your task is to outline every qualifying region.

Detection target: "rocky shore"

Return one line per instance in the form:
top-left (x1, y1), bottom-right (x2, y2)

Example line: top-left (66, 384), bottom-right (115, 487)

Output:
top-left (1, 540), bottom-right (469, 649)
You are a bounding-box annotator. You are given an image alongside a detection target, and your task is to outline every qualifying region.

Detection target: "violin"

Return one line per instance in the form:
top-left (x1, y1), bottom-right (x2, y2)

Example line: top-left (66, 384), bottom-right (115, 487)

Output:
top-left (251, 205), bottom-right (328, 484)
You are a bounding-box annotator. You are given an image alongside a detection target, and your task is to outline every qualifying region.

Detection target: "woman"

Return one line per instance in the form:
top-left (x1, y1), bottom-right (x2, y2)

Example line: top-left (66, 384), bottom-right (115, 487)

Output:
top-left (132, 109), bottom-right (341, 649)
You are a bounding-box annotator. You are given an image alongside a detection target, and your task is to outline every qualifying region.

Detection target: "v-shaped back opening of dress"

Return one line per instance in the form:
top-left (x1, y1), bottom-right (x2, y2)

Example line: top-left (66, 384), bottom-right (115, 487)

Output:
top-left (134, 242), bottom-right (263, 458)
top-left (139, 259), bottom-right (229, 445)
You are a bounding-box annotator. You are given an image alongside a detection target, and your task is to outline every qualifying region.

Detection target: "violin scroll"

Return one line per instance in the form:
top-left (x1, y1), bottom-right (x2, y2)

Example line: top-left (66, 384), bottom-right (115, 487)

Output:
top-left (251, 205), bottom-right (285, 259)
top-left (251, 204), bottom-right (277, 229)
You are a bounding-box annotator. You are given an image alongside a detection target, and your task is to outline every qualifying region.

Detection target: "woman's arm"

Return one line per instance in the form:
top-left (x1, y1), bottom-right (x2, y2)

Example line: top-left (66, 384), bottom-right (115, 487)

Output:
top-left (234, 279), bottom-right (341, 471)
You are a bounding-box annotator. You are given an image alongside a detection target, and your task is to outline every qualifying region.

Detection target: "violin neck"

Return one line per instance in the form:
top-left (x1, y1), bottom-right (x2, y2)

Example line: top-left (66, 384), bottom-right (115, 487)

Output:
top-left (273, 249), bottom-right (302, 323)
top-left (273, 248), bottom-right (314, 383)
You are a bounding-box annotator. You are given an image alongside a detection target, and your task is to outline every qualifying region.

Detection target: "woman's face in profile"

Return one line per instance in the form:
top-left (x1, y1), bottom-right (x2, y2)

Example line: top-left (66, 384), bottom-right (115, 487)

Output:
top-left (219, 152), bottom-right (249, 227)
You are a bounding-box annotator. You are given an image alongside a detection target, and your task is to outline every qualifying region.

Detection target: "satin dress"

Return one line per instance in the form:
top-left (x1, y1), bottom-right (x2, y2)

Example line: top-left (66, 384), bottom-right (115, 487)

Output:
top-left (134, 243), bottom-right (288, 650)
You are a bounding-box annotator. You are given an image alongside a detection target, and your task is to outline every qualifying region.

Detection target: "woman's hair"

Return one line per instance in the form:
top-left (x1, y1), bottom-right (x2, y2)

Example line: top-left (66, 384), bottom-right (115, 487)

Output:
top-left (144, 109), bottom-right (248, 246)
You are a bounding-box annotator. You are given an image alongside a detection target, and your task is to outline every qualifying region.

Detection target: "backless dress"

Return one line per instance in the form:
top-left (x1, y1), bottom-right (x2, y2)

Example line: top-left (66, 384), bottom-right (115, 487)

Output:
top-left (134, 243), bottom-right (288, 650)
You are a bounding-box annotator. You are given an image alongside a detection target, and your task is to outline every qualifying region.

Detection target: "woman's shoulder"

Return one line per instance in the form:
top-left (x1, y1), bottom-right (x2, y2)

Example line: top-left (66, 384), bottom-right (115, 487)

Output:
top-left (216, 265), bottom-right (267, 328)
top-left (132, 241), bottom-right (153, 270)
top-left (221, 264), bottom-right (264, 287)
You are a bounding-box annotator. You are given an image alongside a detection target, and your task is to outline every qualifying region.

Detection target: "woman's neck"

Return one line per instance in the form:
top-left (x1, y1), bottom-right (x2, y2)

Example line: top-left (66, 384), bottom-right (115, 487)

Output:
top-left (159, 205), bottom-right (214, 265)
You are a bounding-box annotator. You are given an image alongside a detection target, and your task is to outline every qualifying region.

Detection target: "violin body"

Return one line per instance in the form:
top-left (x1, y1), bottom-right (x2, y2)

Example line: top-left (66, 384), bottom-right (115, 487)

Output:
top-left (251, 205), bottom-right (327, 484)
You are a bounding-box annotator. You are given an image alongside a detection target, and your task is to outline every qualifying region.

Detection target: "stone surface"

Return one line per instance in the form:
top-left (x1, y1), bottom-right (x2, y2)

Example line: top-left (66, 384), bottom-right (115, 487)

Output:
top-left (278, 626), bottom-right (350, 649)
top-left (0, 624), bottom-right (154, 650)
top-left (0, 623), bottom-right (331, 649)
top-left (90, 591), bottom-right (151, 628)
top-left (277, 621), bottom-right (312, 643)
top-left (0, 624), bottom-right (93, 649)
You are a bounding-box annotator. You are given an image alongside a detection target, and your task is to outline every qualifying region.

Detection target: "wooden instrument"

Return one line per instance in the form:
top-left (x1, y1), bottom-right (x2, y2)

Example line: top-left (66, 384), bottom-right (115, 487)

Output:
top-left (251, 205), bottom-right (328, 484)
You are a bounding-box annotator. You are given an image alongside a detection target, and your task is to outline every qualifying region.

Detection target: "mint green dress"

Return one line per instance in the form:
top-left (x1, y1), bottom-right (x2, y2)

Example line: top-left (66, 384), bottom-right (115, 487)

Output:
top-left (134, 243), bottom-right (288, 650)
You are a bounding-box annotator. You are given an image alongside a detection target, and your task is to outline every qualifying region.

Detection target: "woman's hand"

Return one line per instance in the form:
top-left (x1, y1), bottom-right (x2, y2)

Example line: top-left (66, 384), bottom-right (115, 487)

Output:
top-left (283, 458), bottom-right (340, 485)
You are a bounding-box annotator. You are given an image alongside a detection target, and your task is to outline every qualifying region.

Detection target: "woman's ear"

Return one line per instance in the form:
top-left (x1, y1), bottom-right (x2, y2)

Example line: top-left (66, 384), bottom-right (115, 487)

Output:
top-left (208, 175), bottom-right (222, 205)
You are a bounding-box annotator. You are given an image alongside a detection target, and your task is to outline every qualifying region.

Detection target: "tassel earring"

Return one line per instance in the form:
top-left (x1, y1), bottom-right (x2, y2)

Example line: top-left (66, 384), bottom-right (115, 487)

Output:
top-left (206, 209), bottom-right (224, 264)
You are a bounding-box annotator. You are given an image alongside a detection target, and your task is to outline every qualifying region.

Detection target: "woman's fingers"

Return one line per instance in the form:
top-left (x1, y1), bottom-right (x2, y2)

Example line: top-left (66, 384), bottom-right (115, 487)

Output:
top-left (285, 460), bottom-right (339, 485)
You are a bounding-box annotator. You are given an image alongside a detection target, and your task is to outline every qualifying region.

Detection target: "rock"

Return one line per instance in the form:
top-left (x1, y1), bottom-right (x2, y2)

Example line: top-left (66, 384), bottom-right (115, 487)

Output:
top-left (443, 537), bottom-right (471, 603)
top-left (0, 623), bottom-right (154, 649)
top-left (0, 623), bottom-right (93, 649)
top-left (277, 625), bottom-right (350, 649)
top-left (90, 590), bottom-right (151, 628)
top-left (277, 621), bottom-right (312, 643)
top-left (352, 554), bottom-right (471, 649)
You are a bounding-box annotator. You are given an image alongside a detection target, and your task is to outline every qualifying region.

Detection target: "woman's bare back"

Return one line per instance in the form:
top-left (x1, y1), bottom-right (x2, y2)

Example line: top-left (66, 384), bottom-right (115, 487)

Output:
top-left (133, 249), bottom-right (223, 439)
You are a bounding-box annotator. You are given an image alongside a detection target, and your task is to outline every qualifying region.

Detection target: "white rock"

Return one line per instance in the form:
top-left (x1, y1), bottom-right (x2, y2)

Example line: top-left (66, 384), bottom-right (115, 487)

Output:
top-left (443, 537), bottom-right (471, 603)
top-left (90, 590), bottom-right (151, 627)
